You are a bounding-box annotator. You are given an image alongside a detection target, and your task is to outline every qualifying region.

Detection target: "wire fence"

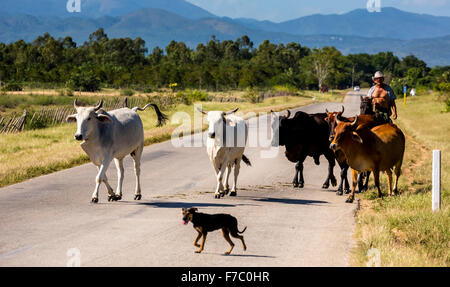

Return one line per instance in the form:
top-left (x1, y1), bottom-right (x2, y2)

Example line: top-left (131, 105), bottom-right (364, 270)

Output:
top-left (0, 98), bottom-right (148, 134)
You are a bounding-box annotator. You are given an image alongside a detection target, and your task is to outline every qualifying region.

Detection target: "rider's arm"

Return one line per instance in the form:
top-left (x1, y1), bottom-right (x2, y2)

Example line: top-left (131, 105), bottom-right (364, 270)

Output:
top-left (391, 100), bottom-right (398, 120)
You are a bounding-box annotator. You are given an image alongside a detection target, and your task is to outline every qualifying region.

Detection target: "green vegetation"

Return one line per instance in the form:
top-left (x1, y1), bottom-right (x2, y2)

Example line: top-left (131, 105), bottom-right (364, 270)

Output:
top-left (1, 29), bottom-right (448, 92)
top-left (352, 91), bottom-right (450, 267)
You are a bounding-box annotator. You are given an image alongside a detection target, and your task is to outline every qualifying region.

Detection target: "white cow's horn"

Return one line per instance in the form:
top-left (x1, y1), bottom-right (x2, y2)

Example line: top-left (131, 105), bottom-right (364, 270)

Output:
top-left (226, 108), bottom-right (239, 115)
top-left (94, 100), bottom-right (104, 111)
top-left (351, 116), bottom-right (358, 127)
top-left (196, 106), bottom-right (207, 114)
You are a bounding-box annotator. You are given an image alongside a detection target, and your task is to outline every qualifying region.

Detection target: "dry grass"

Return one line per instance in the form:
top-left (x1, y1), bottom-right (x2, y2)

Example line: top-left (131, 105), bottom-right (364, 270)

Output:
top-left (0, 94), bottom-right (325, 188)
top-left (351, 91), bottom-right (450, 267)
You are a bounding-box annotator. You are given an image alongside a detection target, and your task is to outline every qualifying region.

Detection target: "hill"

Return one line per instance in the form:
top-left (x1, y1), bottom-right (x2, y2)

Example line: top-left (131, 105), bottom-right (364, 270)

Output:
top-left (0, 0), bottom-right (215, 19)
top-left (235, 7), bottom-right (450, 40)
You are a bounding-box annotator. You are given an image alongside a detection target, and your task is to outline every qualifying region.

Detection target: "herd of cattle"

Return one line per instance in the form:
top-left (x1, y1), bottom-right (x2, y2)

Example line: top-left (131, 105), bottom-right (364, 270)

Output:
top-left (66, 96), bottom-right (405, 204)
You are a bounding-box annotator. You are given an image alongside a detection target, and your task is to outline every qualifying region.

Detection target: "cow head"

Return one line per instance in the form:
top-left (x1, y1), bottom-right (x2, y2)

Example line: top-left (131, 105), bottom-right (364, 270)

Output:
top-left (329, 115), bottom-right (363, 152)
top-left (325, 106), bottom-right (344, 142)
top-left (360, 96), bottom-right (374, 115)
top-left (66, 99), bottom-right (112, 142)
top-left (197, 107), bottom-right (239, 142)
top-left (271, 110), bottom-right (291, 147)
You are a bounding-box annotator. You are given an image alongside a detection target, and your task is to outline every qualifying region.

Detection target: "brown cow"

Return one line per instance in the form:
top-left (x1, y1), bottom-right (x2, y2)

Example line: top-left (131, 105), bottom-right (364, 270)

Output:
top-left (329, 116), bottom-right (405, 203)
top-left (325, 109), bottom-right (378, 194)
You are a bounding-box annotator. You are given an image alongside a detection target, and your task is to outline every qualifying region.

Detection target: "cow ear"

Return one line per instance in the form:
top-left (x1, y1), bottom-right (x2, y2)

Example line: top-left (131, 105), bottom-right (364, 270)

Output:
top-left (66, 114), bottom-right (77, 123)
top-left (352, 132), bottom-right (363, 144)
top-left (96, 114), bottom-right (112, 123)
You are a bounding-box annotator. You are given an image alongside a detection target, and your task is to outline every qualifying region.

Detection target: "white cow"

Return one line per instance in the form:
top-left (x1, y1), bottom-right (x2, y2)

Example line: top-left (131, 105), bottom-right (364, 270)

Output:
top-left (197, 107), bottom-right (251, 199)
top-left (66, 99), bottom-right (167, 203)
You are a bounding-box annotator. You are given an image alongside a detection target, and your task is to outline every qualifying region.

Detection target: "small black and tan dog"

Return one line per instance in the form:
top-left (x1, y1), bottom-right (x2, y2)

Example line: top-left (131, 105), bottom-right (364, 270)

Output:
top-left (182, 208), bottom-right (247, 255)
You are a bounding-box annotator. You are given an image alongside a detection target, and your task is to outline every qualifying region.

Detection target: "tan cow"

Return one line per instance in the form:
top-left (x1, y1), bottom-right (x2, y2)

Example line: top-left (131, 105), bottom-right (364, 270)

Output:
top-left (329, 117), bottom-right (405, 203)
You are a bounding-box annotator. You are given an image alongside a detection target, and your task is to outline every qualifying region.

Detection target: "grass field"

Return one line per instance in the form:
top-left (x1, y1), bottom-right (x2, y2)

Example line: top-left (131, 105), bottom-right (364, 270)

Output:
top-left (0, 89), bottom-right (344, 188)
top-left (351, 91), bottom-right (450, 267)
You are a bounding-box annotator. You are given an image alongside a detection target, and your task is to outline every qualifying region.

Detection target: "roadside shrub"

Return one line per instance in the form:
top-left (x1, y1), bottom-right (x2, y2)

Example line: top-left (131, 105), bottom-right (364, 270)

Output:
top-left (143, 88), bottom-right (153, 93)
top-left (243, 88), bottom-right (262, 103)
top-left (66, 89), bottom-right (74, 97)
top-left (273, 84), bottom-right (298, 94)
top-left (2, 82), bottom-right (23, 91)
top-left (187, 90), bottom-right (209, 102)
top-left (444, 96), bottom-right (450, 113)
top-left (120, 89), bottom-right (135, 97)
top-left (176, 92), bottom-right (191, 105)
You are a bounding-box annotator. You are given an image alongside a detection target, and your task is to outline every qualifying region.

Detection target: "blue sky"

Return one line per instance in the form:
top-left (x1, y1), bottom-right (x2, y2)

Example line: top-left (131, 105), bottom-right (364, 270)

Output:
top-left (186, 0), bottom-right (450, 22)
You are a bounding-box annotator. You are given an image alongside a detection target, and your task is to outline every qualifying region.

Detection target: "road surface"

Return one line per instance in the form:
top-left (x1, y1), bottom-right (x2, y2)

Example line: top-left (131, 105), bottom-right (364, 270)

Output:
top-left (0, 91), bottom-right (363, 267)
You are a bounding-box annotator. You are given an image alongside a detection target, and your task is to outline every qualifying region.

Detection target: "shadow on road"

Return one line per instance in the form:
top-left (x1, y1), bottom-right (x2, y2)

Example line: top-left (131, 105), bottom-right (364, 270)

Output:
top-left (224, 254), bottom-right (276, 259)
top-left (136, 201), bottom-right (236, 209)
top-left (253, 197), bottom-right (328, 205)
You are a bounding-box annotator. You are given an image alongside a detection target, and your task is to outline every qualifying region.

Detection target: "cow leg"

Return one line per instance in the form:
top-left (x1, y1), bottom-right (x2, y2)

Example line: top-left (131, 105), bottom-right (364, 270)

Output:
top-left (293, 154), bottom-right (307, 188)
top-left (97, 166), bottom-right (114, 199)
top-left (393, 160), bottom-right (402, 195)
top-left (357, 173), bottom-right (365, 193)
top-left (223, 164), bottom-right (232, 195)
top-left (215, 164), bottom-right (227, 199)
top-left (92, 158), bottom-right (112, 203)
top-left (358, 172), bottom-right (371, 192)
top-left (386, 169), bottom-right (393, 197)
top-left (230, 160), bottom-right (241, 197)
top-left (344, 166), bottom-right (351, 194)
top-left (337, 163), bottom-right (349, 196)
top-left (292, 162), bottom-right (300, 187)
top-left (364, 172), bottom-right (371, 191)
top-left (346, 168), bottom-right (359, 203)
top-left (131, 146), bottom-right (143, 200)
top-left (373, 170), bottom-right (383, 198)
top-left (322, 151), bottom-right (337, 189)
top-left (111, 158), bottom-right (124, 201)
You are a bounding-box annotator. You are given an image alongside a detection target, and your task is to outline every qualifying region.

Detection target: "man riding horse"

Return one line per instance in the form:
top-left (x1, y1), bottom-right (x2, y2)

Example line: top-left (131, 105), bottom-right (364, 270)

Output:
top-left (365, 71), bottom-right (398, 123)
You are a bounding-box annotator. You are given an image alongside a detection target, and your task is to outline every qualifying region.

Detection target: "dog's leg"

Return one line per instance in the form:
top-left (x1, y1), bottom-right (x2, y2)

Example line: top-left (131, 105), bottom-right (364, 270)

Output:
top-left (222, 228), bottom-right (235, 255)
top-left (195, 232), bottom-right (207, 253)
top-left (193, 230), bottom-right (202, 247)
top-left (230, 230), bottom-right (247, 251)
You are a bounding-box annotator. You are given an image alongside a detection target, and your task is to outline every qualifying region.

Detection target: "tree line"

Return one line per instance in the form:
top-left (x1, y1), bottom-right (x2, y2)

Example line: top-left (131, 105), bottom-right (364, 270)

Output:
top-left (0, 28), bottom-right (449, 94)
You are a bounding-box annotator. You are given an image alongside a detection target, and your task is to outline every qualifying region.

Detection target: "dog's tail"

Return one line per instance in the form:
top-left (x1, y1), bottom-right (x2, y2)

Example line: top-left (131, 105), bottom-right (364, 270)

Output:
top-left (242, 155), bottom-right (251, 166)
top-left (238, 226), bottom-right (247, 234)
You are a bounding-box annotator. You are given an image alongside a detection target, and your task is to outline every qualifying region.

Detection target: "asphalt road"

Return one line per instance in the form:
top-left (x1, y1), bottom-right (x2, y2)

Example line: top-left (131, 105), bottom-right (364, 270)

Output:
top-left (0, 91), bottom-right (364, 267)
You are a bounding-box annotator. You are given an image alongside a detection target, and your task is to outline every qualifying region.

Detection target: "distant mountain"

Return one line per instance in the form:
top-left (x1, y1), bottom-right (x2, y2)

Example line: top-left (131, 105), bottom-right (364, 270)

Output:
top-left (0, 7), bottom-right (449, 66)
top-left (0, 0), bottom-right (215, 19)
top-left (235, 7), bottom-right (450, 40)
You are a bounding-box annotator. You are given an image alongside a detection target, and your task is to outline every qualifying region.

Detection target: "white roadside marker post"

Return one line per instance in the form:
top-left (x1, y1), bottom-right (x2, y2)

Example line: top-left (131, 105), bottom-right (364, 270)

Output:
top-left (432, 150), bottom-right (441, 212)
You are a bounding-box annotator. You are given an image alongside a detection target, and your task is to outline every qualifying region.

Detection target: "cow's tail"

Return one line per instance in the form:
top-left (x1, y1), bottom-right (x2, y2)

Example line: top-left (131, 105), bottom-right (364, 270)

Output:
top-left (242, 155), bottom-right (252, 166)
top-left (133, 104), bottom-right (168, 127)
top-left (238, 226), bottom-right (247, 234)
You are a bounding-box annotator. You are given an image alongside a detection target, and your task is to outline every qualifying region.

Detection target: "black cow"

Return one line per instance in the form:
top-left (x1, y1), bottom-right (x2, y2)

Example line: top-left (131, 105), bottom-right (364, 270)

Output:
top-left (271, 110), bottom-right (337, 189)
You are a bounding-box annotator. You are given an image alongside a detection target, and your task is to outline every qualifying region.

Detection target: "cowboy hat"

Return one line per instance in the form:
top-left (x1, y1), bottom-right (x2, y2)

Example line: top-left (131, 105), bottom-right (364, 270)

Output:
top-left (372, 71), bottom-right (384, 81)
